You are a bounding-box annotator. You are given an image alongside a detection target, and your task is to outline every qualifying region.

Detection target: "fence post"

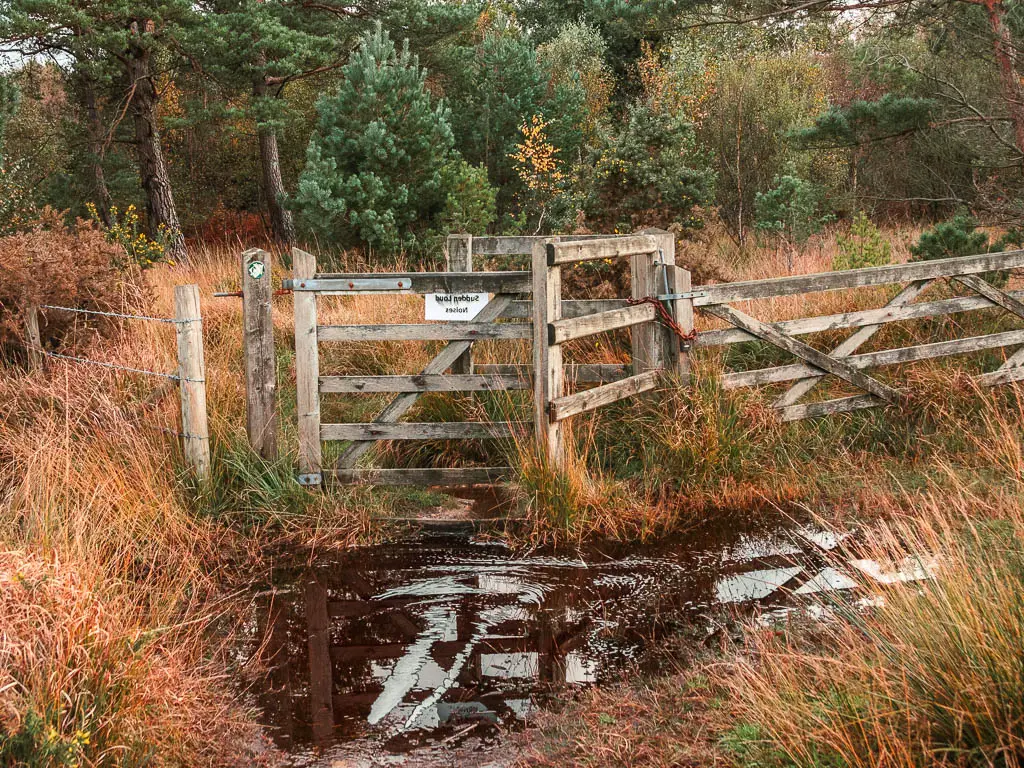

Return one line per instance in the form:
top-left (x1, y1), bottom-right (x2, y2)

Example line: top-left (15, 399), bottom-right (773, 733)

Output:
top-left (293, 247), bottom-right (322, 483)
top-left (174, 284), bottom-right (211, 480)
top-left (532, 239), bottom-right (564, 466)
top-left (631, 236), bottom-right (663, 374)
top-left (447, 233), bottom-right (474, 375)
top-left (647, 229), bottom-right (690, 379)
top-left (25, 304), bottom-right (43, 371)
top-left (673, 264), bottom-right (694, 383)
top-left (241, 247), bottom-right (279, 460)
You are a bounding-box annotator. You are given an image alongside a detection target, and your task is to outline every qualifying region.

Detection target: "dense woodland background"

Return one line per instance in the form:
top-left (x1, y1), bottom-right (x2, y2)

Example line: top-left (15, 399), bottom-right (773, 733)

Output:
top-left (3, 0), bottom-right (1024, 267)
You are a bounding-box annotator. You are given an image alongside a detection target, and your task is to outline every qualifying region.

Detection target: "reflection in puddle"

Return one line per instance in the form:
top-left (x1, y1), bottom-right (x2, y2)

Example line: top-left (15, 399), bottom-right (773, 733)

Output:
top-left (241, 526), bottom-right (926, 766)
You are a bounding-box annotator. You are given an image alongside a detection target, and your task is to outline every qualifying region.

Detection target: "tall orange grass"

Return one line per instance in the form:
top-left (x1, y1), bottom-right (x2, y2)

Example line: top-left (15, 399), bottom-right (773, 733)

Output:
top-left (728, 481), bottom-right (1024, 767)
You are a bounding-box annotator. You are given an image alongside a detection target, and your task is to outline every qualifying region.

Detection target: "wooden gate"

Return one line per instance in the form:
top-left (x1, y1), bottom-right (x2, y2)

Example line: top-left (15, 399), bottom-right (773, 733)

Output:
top-left (283, 232), bottom-right (683, 486)
top-left (687, 249), bottom-right (1024, 421)
top-left (281, 237), bottom-right (1024, 484)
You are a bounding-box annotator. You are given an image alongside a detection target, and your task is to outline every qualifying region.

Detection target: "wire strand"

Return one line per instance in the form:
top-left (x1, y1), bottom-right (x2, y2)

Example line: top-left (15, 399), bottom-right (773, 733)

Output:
top-left (38, 305), bottom-right (197, 325)
top-left (37, 350), bottom-right (202, 382)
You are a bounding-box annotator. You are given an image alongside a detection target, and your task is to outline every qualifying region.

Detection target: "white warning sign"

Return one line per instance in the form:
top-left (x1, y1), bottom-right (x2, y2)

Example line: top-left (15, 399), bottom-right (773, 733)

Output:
top-left (425, 293), bottom-right (489, 321)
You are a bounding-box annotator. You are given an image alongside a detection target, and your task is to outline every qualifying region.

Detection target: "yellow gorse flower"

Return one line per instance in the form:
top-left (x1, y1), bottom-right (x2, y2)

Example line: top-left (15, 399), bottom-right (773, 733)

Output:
top-left (86, 201), bottom-right (174, 269)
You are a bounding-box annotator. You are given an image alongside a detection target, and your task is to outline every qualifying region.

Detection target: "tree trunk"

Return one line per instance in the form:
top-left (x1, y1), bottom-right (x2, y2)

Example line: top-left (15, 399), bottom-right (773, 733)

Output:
top-left (127, 23), bottom-right (187, 262)
top-left (254, 78), bottom-right (296, 245)
top-left (983, 0), bottom-right (1024, 161)
top-left (80, 77), bottom-right (112, 227)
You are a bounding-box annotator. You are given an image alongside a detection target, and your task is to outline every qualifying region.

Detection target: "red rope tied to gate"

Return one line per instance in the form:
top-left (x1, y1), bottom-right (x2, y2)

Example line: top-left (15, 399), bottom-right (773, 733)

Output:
top-left (627, 296), bottom-right (698, 345)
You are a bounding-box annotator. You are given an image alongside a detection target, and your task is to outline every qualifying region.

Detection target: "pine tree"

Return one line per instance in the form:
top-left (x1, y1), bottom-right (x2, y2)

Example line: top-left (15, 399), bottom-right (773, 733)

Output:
top-left (201, 0), bottom-right (356, 245)
top-left (1, 0), bottom-right (194, 261)
top-left (293, 24), bottom-right (455, 255)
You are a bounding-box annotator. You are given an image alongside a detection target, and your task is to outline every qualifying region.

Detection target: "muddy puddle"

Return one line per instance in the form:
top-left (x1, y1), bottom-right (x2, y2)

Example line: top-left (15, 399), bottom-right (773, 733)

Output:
top-left (239, 522), bottom-right (932, 767)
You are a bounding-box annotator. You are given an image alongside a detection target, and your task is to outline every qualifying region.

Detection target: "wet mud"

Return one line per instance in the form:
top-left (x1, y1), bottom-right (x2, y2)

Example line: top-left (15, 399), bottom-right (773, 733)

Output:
top-left (238, 520), bottom-right (927, 767)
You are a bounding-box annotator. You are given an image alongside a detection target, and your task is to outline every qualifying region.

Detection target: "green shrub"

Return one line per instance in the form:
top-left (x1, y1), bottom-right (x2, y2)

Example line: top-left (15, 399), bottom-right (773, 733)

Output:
top-left (586, 100), bottom-right (715, 233)
top-left (833, 211), bottom-right (891, 271)
top-left (293, 24), bottom-right (455, 256)
top-left (909, 211), bottom-right (988, 262)
top-left (910, 212), bottom-right (1016, 287)
top-left (754, 167), bottom-right (833, 247)
top-left (437, 159), bottom-right (496, 236)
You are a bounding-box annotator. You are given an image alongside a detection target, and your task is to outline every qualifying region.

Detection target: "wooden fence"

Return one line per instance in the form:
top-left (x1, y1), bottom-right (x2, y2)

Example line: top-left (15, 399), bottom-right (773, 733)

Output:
top-left (687, 248), bottom-right (1024, 422)
top-left (287, 240), bottom-right (533, 487)
top-left (276, 235), bottom-right (1024, 484)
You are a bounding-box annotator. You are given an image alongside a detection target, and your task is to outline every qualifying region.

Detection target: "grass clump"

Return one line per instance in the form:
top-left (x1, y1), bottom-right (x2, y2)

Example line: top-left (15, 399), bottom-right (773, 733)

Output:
top-left (729, 491), bottom-right (1024, 768)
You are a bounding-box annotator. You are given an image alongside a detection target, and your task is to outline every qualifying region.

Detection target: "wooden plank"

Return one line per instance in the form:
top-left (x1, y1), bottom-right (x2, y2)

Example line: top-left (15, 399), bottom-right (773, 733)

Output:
top-left (241, 248), bottom-right (279, 459)
top-left (979, 365), bottom-right (1024, 387)
top-left (320, 373), bottom-right (529, 393)
top-left (548, 235), bottom-right (658, 265)
top-left (953, 273), bottom-right (1024, 320)
top-left (650, 231), bottom-right (687, 378)
top-left (476, 363), bottom-right (627, 384)
top-left (548, 303), bottom-right (656, 344)
top-left (174, 285), bottom-right (211, 481)
top-left (775, 280), bottom-right (931, 409)
top-left (293, 248), bottom-right (322, 479)
top-left (472, 235), bottom-right (543, 256)
top-left (289, 271), bottom-right (531, 295)
top-left (24, 304), bottom-right (43, 371)
top-left (533, 240), bottom-right (564, 463)
top-left (631, 235), bottom-right (662, 373)
top-left (471, 234), bottom-right (607, 256)
top-left (334, 294), bottom-right (515, 470)
top-left (982, 344), bottom-right (1024, 387)
top-left (304, 577), bottom-right (334, 744)
top-left (723, 328), bottom-right (1024, 389)
top-left (327, 467), bottom-right (511, 485)
top-left (696, 290), bottom-right (1024, 347)
top-left (778, 395), bottom-right (881, 422)
top-left (447, 234), bottom-right (474, 375)
top-left (549, 370), bottom-right (661, 422)
top-left (322, 422), bottom-right (519, 441)
top-left (318, 322), bottom-right (531, 342)
top-left (503, 298), bottom-right (627, 320)
top-left (693, 249), bottom-right (1024, 306)
top-left (706, 303), bottom-right (901, 403)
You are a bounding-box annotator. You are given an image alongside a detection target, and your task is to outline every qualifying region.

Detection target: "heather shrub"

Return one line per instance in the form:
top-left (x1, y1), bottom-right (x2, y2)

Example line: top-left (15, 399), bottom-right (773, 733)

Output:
top-left (0, 209), bottom-right (142, 360)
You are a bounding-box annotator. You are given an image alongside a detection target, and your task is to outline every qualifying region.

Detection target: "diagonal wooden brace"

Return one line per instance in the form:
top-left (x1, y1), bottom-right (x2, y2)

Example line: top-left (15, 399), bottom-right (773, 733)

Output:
top-left (953, 273), bottom-right (1024, 319)
top-left (704, 303), bottom-right (901, 404)
top-left (775, 280), bottom-right (932, 408)
top-left (335, 294), bottom-right (515, 469)
top-left (953, 273), bottom-right (1024, 385)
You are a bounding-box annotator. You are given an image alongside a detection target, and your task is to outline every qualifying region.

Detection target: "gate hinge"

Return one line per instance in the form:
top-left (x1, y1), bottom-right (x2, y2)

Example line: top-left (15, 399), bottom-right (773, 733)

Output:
top-left (297, 472), bottom-right (323, 486)
top-left (657, 290), bottom-right (707, 301)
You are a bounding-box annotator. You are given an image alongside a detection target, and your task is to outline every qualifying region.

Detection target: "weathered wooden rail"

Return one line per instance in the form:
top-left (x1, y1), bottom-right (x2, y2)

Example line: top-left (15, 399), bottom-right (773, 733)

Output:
top-left (531, 231), bottom-right (684, 464)
top-left (286, 245), bottom-right (533, 487)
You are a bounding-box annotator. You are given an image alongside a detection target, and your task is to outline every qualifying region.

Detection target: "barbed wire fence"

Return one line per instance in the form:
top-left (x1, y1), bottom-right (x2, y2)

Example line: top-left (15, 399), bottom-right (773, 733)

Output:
top-left (24, 284), bottom-right (211, 480)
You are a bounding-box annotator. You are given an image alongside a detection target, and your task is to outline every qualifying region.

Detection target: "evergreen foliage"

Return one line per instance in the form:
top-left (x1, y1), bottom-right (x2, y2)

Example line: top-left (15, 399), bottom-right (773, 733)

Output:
top-left (755, 167), bottom-right (833, 245)
top-left (587, 101), bottom-right (715, 232)
top-left (292, 25), bottom-right (456, 255)
top-left (834, 211), bottom-right (892, 270)
top-left (910, 211), bottom-right (1024, 287)
top-left (0, 75), bottom-right (19, 155)
top-left (795, 94), bottom-right (938, 147)
top-left (909, 212), bottom-right (989, 263)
